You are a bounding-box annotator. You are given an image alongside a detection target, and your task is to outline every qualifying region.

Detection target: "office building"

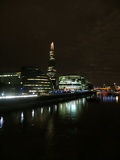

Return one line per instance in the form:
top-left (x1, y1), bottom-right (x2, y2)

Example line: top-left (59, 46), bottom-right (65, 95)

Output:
top-left (59, 75), bottom-right (91, 91)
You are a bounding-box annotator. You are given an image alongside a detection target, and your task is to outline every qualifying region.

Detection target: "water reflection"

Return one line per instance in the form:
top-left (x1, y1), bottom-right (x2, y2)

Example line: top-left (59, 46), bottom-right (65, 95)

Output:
top-left (58, 98), bottom-right (86, 118)
top-left (98, 95), bottom-right (119, 103)
top-left (0, 98), bottom-right (87, 131)
top-left (20, 112), bottom-right (24, 124)
top-left (0, 117), bottom-right (4, 128)
top-left (0, 96), bottom-right (119, 131)
top-left (0, 96), bottom-right (120, 159)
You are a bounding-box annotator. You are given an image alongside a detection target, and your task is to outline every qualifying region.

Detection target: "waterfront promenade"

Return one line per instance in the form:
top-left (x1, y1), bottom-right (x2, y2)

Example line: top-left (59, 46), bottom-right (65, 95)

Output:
top-left (0, 90), bottom-right (96, 112)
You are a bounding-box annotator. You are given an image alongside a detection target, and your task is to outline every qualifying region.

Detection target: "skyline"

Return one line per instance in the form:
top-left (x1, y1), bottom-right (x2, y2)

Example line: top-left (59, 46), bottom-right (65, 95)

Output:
top-left (1, 0), bottom-right (120, 86)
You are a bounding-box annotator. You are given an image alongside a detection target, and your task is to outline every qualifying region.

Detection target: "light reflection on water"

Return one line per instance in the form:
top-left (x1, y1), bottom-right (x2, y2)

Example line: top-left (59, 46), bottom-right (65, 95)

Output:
top-left (58, 98), bottom-right (87, 119)
top-left (0, 96), bottom-right (119, 131)
top-left (98, 95), bottom-right (119, 103)
top-left (0, 116), bottom-right (4, 128)
top-left (0, 98), bottom-right (87, 130)
top-left (0, 96), bottom-right (120, 159)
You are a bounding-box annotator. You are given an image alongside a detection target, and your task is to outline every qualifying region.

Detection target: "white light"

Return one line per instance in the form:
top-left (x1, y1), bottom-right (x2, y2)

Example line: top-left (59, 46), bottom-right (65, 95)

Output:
top-left (32, 110), bottom-right (35, 118)
top-left (0, 117), bottom-right (4, 128)
top-left (0, 94), bottom-right (38, 99)
top-left (21, 112), bottom-right (24, 123)
top-left (71, 103), bottom-right (76, 112)
top-left (41, 108), bottom-right (43, 114)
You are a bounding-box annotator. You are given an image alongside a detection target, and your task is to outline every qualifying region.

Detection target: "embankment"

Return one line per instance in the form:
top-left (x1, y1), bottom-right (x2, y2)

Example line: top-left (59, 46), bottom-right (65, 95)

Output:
top-left (0, 91), bottom-right (96, 112)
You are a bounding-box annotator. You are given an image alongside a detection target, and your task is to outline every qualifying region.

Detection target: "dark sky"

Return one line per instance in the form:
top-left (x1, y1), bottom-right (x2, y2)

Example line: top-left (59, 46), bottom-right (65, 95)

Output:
top-left (0, 0), bottom-right (120, 86)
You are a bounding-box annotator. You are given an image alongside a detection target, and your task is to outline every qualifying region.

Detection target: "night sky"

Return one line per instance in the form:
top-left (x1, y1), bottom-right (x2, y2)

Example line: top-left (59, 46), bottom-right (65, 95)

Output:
top-left (1, 0), bottom-right (120, 86)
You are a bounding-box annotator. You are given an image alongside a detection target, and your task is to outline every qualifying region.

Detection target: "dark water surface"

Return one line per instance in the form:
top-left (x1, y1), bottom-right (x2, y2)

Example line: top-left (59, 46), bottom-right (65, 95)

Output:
top-left (0, 96), bottom-right (120, 160)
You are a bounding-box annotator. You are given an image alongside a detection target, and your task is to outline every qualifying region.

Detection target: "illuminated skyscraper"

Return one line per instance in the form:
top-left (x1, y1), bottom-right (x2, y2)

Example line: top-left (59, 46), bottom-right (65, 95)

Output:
top-left (47, 42), bottom-right (57, 88)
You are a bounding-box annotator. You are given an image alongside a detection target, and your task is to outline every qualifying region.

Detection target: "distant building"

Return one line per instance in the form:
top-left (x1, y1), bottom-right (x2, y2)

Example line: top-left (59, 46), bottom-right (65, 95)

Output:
top-left (59, 75), bottom-right (92, 91)
top-left (0, 72), bottom-right (21, 85)
top-left (0, 72), bottom-right (21, 95)
top-left (47, 42), bottom-right (57, 88)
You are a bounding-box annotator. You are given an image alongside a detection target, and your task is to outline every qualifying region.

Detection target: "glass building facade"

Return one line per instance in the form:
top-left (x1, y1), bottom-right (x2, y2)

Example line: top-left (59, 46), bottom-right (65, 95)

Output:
top-left (59, 75), bottom-right (90, 91)
top-left (21, 67), bottom-right (54, 95)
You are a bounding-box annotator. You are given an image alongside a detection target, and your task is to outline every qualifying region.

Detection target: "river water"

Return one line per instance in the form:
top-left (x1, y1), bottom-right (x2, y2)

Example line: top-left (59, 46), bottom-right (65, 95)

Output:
top-left (0, 95), bottom-right (120, 160)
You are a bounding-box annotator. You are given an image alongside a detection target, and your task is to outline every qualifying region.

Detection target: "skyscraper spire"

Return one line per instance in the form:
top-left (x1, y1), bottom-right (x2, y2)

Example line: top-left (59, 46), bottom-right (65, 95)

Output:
top-left (50, 42), bottom-right (54, 50)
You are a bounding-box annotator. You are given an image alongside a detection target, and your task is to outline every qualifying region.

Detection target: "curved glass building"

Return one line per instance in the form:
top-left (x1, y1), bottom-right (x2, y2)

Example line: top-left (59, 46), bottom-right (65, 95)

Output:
top-left (21, 67), bottom-right (54, 95)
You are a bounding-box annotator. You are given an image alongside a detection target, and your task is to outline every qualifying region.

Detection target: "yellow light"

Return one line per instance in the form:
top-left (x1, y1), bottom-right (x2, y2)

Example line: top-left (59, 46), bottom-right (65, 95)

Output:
top-left (116, 96), bottom-right (119, 103)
